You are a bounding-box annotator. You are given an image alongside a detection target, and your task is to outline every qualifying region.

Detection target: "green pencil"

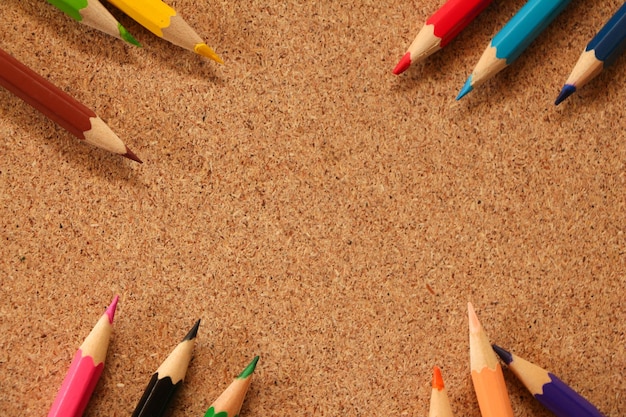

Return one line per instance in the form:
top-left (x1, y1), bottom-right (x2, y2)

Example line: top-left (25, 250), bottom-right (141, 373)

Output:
top-left (47, 0), bottom-right (140, 46)
top-left (204, 356), bottom-right (259, 417)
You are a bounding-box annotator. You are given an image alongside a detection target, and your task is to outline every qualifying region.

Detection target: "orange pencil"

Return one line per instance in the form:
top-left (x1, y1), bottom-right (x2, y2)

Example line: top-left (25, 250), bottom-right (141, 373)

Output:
top-left (468, 302), bottom-right (514, 417)
top-left (429, 366), bottom-right (454, 417)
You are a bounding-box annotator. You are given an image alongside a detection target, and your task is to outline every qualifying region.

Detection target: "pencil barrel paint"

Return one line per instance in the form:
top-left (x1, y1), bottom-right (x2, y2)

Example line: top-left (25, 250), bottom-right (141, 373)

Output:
top-left (492, 0), bottom-right (570, 63)
top-left (428, 0), bottom-right (493, 47)
top-left (587, 2), bottom-right (626, 65)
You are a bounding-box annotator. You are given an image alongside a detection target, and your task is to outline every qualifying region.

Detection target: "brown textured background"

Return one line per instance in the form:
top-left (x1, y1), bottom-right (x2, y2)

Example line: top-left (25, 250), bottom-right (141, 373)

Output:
top-left (1, 0), bottom-right (625, 415)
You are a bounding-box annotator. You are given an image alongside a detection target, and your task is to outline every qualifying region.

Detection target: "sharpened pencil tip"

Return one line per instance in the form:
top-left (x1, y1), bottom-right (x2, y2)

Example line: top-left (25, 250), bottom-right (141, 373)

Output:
top-left (393, 52), bottom-right (412, 75)
top-left (238, 356), bottom-right (260, 379)
top-left (432, 366), bottom-right (445, 390)
top-left (105, 295), bottom-right (119, 324)
top-left (492, 344), bottom-right (513, 365)
top-left (555, 84), bottom-right (576, 105)
top-left (467, 302), bottom-right (481, 333)
top-left (118, 24), bottom-right (142, 47)
top-left (195, 44), bottom-right (224, 64)
top-left (456, 76), bottom-right (473, 100)
top-left (123, 146), bottom-right (143, 163)
top-left (183, 319), bottom-right (201, 341)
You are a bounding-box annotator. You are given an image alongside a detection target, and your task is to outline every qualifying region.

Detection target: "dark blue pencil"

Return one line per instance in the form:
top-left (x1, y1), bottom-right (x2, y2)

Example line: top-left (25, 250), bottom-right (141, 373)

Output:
top-left (556, 2), bottom-right (626, 104)
top-left (492, 344), bottom-right (606, 417)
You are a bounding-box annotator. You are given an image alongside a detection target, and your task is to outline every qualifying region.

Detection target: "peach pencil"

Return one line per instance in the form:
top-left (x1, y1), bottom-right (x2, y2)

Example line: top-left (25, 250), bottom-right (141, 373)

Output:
top-left (467, 302), bottom-right (514, 417)
top-left (204, 356), bottom-right (259, 417)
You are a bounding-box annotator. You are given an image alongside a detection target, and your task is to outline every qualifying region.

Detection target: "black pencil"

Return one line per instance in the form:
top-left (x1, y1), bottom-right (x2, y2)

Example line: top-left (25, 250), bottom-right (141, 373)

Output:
top-left (132, 319), bottom-right (200, 417)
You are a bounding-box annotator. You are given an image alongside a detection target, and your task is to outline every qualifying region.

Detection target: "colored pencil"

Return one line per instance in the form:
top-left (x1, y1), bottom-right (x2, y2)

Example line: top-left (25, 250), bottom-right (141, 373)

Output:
top-left (467, 302), bottom-right (513, 417)
top-left (204, 356), bottom-right (259, 417)
top-left (46, 0), bottom-right (141, 46)
top-left (47, 295), bottom-right (119, 417)
top-left (555, 3), bottom-right (626, 105)
top-left (457, 0), bottom-right (571, 99)
top-left (105, 0), bottom-right (223, 63)
top-left (429, 366), bottom-right (454, 417)
top-left (132, 319), bottom-right (200, 417)
top-left (493, 344), bottom-right (606, 417)
top-left (0, 48), bottom-right (141, 162)
top-left (393, 0), bottom-right (493, 74)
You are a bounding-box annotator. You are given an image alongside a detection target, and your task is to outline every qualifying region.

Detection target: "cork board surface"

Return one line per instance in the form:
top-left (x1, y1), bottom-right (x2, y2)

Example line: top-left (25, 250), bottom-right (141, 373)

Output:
top-left (1, 0), bottom-right (625, 415)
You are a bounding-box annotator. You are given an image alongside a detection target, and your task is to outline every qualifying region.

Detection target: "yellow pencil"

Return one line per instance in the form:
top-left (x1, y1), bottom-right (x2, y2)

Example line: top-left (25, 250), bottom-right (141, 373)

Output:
top-left (105, 0), bottom-right (223, 63)
top-left (468, 302), bottom-right (514, 417)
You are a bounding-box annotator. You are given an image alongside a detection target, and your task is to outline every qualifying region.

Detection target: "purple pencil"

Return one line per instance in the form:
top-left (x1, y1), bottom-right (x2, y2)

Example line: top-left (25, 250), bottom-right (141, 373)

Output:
top-left (493, 344), bottom-right (606, 417)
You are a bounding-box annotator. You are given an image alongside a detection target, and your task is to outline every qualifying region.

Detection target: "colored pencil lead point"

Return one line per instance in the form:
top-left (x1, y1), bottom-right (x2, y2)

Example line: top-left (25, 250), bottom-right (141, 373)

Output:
top-left (467, 302), bottom-right (481, 333)
top-left (239, 356), bottom-right (260, 378)
top-left (393, 52), bottom-right (412, 75)
top-left (432, 366), bottom-right (445, 390)
top-left (105, 295), bottom-right (119, 323)
top-left (195, 44), bottom-right (224, 64)
top-left (204, 356), bottom-right (259, 417)
top-left (118, 24), bottom-right (142, 47)
top-left (555, 84), bottom-right (576, 105)
top-left (492, 344), bottom-right (513, 365)
top-left (123, 146), bottom-right (143, 163)
top-left (456, 76), bottom-right (473, 100)
top-left (184, 319), bottom-right (201, 341)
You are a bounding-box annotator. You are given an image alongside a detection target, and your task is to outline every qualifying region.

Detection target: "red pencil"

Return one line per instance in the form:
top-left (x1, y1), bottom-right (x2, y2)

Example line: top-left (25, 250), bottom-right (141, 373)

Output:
top-left (48, 296), bottom-right (119, 417)
top-left (393, 0), bottom-right (493, 74)
top-left (0, 47), bottom-right (141, 162)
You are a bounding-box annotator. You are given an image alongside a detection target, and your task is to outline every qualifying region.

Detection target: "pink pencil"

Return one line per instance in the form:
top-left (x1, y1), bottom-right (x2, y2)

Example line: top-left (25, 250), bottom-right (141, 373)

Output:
top-left (47, 295), bottom-right (119, 417)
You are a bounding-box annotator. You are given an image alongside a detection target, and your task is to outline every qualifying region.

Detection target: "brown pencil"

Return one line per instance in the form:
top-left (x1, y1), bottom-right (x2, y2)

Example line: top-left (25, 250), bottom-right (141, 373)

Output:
top-left (0, 47), bottom-right (141, 162)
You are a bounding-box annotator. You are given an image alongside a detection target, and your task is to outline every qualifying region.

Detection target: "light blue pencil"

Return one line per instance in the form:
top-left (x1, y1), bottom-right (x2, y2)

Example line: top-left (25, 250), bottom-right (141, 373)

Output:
top-left (457, 0), bottom-right (571, 99)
